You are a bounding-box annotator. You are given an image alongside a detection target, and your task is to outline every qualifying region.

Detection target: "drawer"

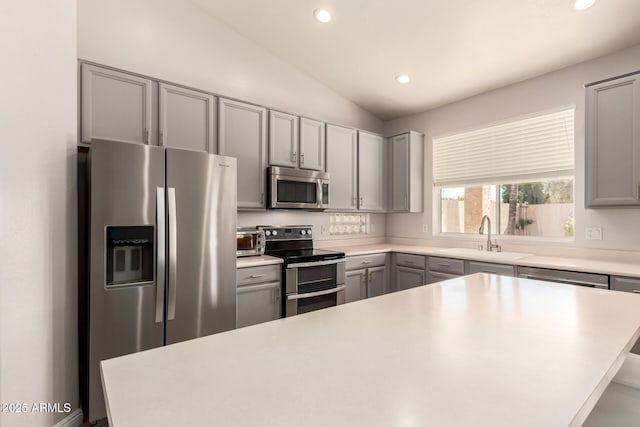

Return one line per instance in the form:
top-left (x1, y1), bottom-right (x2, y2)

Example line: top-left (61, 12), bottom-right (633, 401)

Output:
top-left (237, 264), bottom-right (281, 286)
top-left (613, 276), bottom-right (640, 294)
top-left (395, 253), bottom-right (426, 269)
top-left (468, 261), bottom-right (515, 277)
top-left (345, 253), bottom-right (387, 271)
top-left (428, 257), bottom-right (465, 275)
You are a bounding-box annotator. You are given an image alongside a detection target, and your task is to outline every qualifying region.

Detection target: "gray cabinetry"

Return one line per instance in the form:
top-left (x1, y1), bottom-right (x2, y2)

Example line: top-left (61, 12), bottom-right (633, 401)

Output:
top-left (394, 253), bottom-right (427, 291)
top-left (236, 265), bottom-right (281, 328)
top-left (219, 98), bottom-right (267, 209)
top-left (396, 266), bottom-right (426, 291)
top-left (345, 253), bottom-right (389, 302)
top-left (427, 256), bottom-right (464, 284)
top-left (390, 131), bottom-right (424, 212)
top-left (345, 269), bottom-right (367, 303)
top-left (586, 72), bottom-right (640, 207)
top-left (467, 261), bottom-right (515, 277)
top-left (81, 64), bottom-right (154, 144)
top-left (358, 131), bottom-right (386, 211)
top-left (268, 110), bottom-right (298, 167)
top-left (299, 117), bottom-right (325, 171)
top-left (326, 124), bottom-right (358, 210)
top-left (612, 276), bottom-right (640, 354)
top-left (159, 83), bottom-right (216, 153)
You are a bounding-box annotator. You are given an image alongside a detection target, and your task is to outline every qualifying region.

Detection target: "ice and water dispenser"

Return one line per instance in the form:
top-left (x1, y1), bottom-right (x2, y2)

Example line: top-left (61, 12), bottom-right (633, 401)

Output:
top-left (105, 226), bottom-right (154, 287)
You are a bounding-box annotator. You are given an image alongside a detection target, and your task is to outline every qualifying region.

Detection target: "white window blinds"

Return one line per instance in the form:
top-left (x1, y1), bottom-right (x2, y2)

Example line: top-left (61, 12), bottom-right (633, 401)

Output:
top-left (433, 108), bottom-right (575, 186)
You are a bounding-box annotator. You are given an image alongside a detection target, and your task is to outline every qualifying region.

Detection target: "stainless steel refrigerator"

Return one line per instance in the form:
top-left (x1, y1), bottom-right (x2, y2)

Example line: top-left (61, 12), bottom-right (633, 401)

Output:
top-left (85, 140), bottom-right (237, 422)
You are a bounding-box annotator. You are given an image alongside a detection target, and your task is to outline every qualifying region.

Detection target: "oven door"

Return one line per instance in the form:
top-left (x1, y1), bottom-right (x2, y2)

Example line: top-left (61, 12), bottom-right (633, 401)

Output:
top-left (285, 260), bottom-right (345, 316)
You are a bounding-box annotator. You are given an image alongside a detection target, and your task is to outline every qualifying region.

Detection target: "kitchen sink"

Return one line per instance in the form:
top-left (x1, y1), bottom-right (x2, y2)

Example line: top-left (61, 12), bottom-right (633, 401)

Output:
top-left (437, 247), bottom-right (533, 260)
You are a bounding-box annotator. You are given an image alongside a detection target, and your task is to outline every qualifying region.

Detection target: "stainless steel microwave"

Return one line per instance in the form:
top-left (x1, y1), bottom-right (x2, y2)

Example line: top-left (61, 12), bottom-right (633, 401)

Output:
top-left (268, 167), bottom-right (329, 210)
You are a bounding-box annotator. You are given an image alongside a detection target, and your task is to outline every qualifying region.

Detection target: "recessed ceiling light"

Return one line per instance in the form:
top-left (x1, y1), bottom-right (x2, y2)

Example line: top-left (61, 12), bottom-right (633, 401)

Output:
top-left (314, 9), bottom-right (332, 23)
top-left (571, 0), bottom-right (596, 11)
top-left (395, 75), bottom-right (411, 84)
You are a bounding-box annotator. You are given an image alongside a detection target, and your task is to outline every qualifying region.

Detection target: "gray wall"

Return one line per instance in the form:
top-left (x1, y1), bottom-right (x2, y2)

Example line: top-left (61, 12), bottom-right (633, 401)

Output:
top-left (385, 43), bottom-right (640, 251)
top-left (0, 1), bottom-right (78, 426)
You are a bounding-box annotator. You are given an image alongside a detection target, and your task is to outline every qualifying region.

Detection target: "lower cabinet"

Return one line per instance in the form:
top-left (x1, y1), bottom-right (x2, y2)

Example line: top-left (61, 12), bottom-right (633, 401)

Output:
top-left (345, 254), bottom-right (389, 303)
top-left (427, 271), bottom-right (459, 284)
top-left (396, 266), bottom-right (427, 291)
top-left (236, 264), bottom-right (281, 328)
top-left (612, 276), bottom-right (640, 354)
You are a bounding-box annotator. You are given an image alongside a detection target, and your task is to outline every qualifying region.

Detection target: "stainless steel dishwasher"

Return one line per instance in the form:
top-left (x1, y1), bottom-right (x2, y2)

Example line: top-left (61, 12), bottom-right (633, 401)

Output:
top-left (517, 266), bottom-right (609, 289)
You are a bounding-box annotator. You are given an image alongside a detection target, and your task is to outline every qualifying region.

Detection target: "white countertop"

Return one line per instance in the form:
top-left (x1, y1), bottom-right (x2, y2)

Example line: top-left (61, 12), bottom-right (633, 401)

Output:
top-left (101, 274), bottom-right (640, 427)
top-left (236, 255), bottom-right (283, 268)
top-left (326, 243), bottom-right (640, 278)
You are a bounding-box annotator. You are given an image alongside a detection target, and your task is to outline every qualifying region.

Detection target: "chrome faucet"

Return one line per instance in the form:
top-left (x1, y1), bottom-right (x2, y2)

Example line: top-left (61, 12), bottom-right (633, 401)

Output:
top-left (479, 215), bottom-right (501, 252)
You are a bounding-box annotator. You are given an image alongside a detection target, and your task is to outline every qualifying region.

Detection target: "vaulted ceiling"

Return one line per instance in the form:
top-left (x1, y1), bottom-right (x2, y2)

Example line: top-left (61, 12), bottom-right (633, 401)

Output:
top-left (194, 0), bottom-right (640, 120)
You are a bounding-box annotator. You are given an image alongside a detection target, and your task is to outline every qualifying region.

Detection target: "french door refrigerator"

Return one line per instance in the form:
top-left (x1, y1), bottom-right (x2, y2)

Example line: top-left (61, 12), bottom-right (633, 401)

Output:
top-left (85, 140), bottom-right (237, 422)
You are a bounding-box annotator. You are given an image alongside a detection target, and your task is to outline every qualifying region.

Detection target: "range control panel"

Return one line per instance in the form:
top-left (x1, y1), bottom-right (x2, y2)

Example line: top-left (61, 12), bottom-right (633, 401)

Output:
top-left (260, 225), bottom-right (313, 241)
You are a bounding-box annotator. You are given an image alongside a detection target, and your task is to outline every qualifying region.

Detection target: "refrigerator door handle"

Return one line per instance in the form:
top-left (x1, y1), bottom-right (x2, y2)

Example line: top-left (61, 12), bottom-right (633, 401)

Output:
top-left (167, 187), bottom-right (178, 320)
top-left (155, 187), bottom-right (166, 323)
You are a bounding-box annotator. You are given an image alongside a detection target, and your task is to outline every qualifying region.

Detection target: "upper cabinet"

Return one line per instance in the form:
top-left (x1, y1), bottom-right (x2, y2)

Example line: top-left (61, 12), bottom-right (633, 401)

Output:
top-left (81, 64), bottom-right (154, 144)
top-left (299, 118), bottom-right (325, 171)
top-left (268, 110), bottom-right (298, 167)
top-left (326, 124), bottom-right (358, 210)
top-left (159, 83), bottom-right (216, 153)
top-left (391, 131), bottom-right (424, 212)
top-left (586, 72), bottom-right (640, 207)
top-left (358, 131), bottom-right (386, 211)
top-left (268, 114), bottom-right (325, 171)
top-left (218, 98), bottom-right (267, 210)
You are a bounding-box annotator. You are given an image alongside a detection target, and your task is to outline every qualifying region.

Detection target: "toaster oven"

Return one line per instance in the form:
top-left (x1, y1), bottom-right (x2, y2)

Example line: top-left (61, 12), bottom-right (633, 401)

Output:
top-left (236, 228), bottom-right (265, 257)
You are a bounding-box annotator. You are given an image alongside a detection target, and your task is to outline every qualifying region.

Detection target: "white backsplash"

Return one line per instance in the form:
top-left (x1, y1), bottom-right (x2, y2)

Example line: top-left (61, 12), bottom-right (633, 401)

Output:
top-left (237, 211), bottom-right (386, 241)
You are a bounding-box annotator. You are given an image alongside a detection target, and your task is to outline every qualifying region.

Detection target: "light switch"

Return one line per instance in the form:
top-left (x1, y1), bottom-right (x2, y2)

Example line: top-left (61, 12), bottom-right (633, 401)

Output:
top-left (585, 227), bottom-right (603, 240)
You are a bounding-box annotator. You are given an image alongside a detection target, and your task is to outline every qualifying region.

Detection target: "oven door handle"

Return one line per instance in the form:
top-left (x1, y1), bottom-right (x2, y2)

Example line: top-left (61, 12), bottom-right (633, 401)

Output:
top-left (286, 259), bottom-right (345, 269)
top-left (287, 285), bottom-right (346, 300)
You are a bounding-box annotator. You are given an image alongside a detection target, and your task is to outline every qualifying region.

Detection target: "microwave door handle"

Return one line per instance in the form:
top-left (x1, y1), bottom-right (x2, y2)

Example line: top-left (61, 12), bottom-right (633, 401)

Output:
top-left (317, 178), bottom-right (322, 208)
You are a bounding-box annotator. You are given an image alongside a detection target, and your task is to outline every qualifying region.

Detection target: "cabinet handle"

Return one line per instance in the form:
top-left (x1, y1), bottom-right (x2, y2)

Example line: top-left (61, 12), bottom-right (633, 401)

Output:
top-left (359, 197), bottom-right (363, 207)
top-left (300, 153), bottom-right (305, 164)
top-left (250, 274), bottom-right (266, 279)
top-left (145, 129), bottom-right (150, 145)
top-left (632, 290), bottom-right (640, 294)
top-left (160, 131), bottom-right (165, 147)
top-left (361, 261), bottom-right (372, 264)
top-left (636, 183), bottom-right (640, 200)
top-left (261, 192), bottom-right (264, 205)
top-left (291, 152), bottom-right (297, 163)
top-left (352, 197), bottom-right (356, 207)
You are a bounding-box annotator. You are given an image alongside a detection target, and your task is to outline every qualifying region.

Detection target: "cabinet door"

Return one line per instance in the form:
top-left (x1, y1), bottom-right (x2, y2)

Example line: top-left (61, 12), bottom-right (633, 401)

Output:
top-left (269, 110), bottom-right (298, 167)
top-left (299, 117), bottom-right (325, 171)
top-left (81, 64), bottom-right (153, 144)
top-left (391, 134), bottom-right (410, 211)
top-left (396, 266), bottom-right (425, 291)
top-left (586, 74), bottom-right (640, 207)
top-left (358, 131), bottom-right (386, 211)
top-left (345, 269), bottom-right (367, 303)
top-left (236, 281), bottom-right (281, 328)
top-left (326, 124), bottom-right (358, 210)
top-left (159, 83), bottom-right (216, 153)
top-left (427, 271), bottom-right (460, 284)
top-left (219, 98), bottom-right (267, 209)
top-left (367, 266), bottom-right (386, 298)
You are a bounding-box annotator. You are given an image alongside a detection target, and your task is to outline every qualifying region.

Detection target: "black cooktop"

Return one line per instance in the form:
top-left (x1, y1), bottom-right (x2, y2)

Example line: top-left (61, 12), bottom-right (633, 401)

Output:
top-left (268, 248), bottom-right (345, 264)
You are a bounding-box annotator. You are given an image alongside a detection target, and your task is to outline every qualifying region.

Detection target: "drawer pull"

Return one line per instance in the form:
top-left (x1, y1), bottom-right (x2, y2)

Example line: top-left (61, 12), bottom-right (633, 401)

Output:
top-left (362, 261), bottom-right (372, 264)
top-left (632, 290), bottom-right (640, 294)
top-left (249, 274), bottom-right (266, 279)
top-left (405, 260), bottom-right (414, 264)
top-left (438, 263), bottom-right (451, 267)
top-left (481, 270), bottom-right (496, 274)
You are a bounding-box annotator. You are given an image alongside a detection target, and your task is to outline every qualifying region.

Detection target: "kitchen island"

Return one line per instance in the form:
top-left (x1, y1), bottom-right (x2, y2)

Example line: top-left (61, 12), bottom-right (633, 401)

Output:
top-left (101, 274), bottom-right (640, 426)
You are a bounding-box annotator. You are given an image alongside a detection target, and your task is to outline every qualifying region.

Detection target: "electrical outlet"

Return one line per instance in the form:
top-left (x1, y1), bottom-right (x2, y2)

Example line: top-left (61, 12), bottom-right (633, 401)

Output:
top-left (585, 227), bottom-right (603, 240)
top-left (422, 224), bottom-right (429, 233)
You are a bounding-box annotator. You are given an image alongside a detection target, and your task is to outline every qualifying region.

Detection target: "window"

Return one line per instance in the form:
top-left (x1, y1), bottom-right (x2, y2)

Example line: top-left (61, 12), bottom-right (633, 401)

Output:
top-left (434, 108), bottom-right (575, 239)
